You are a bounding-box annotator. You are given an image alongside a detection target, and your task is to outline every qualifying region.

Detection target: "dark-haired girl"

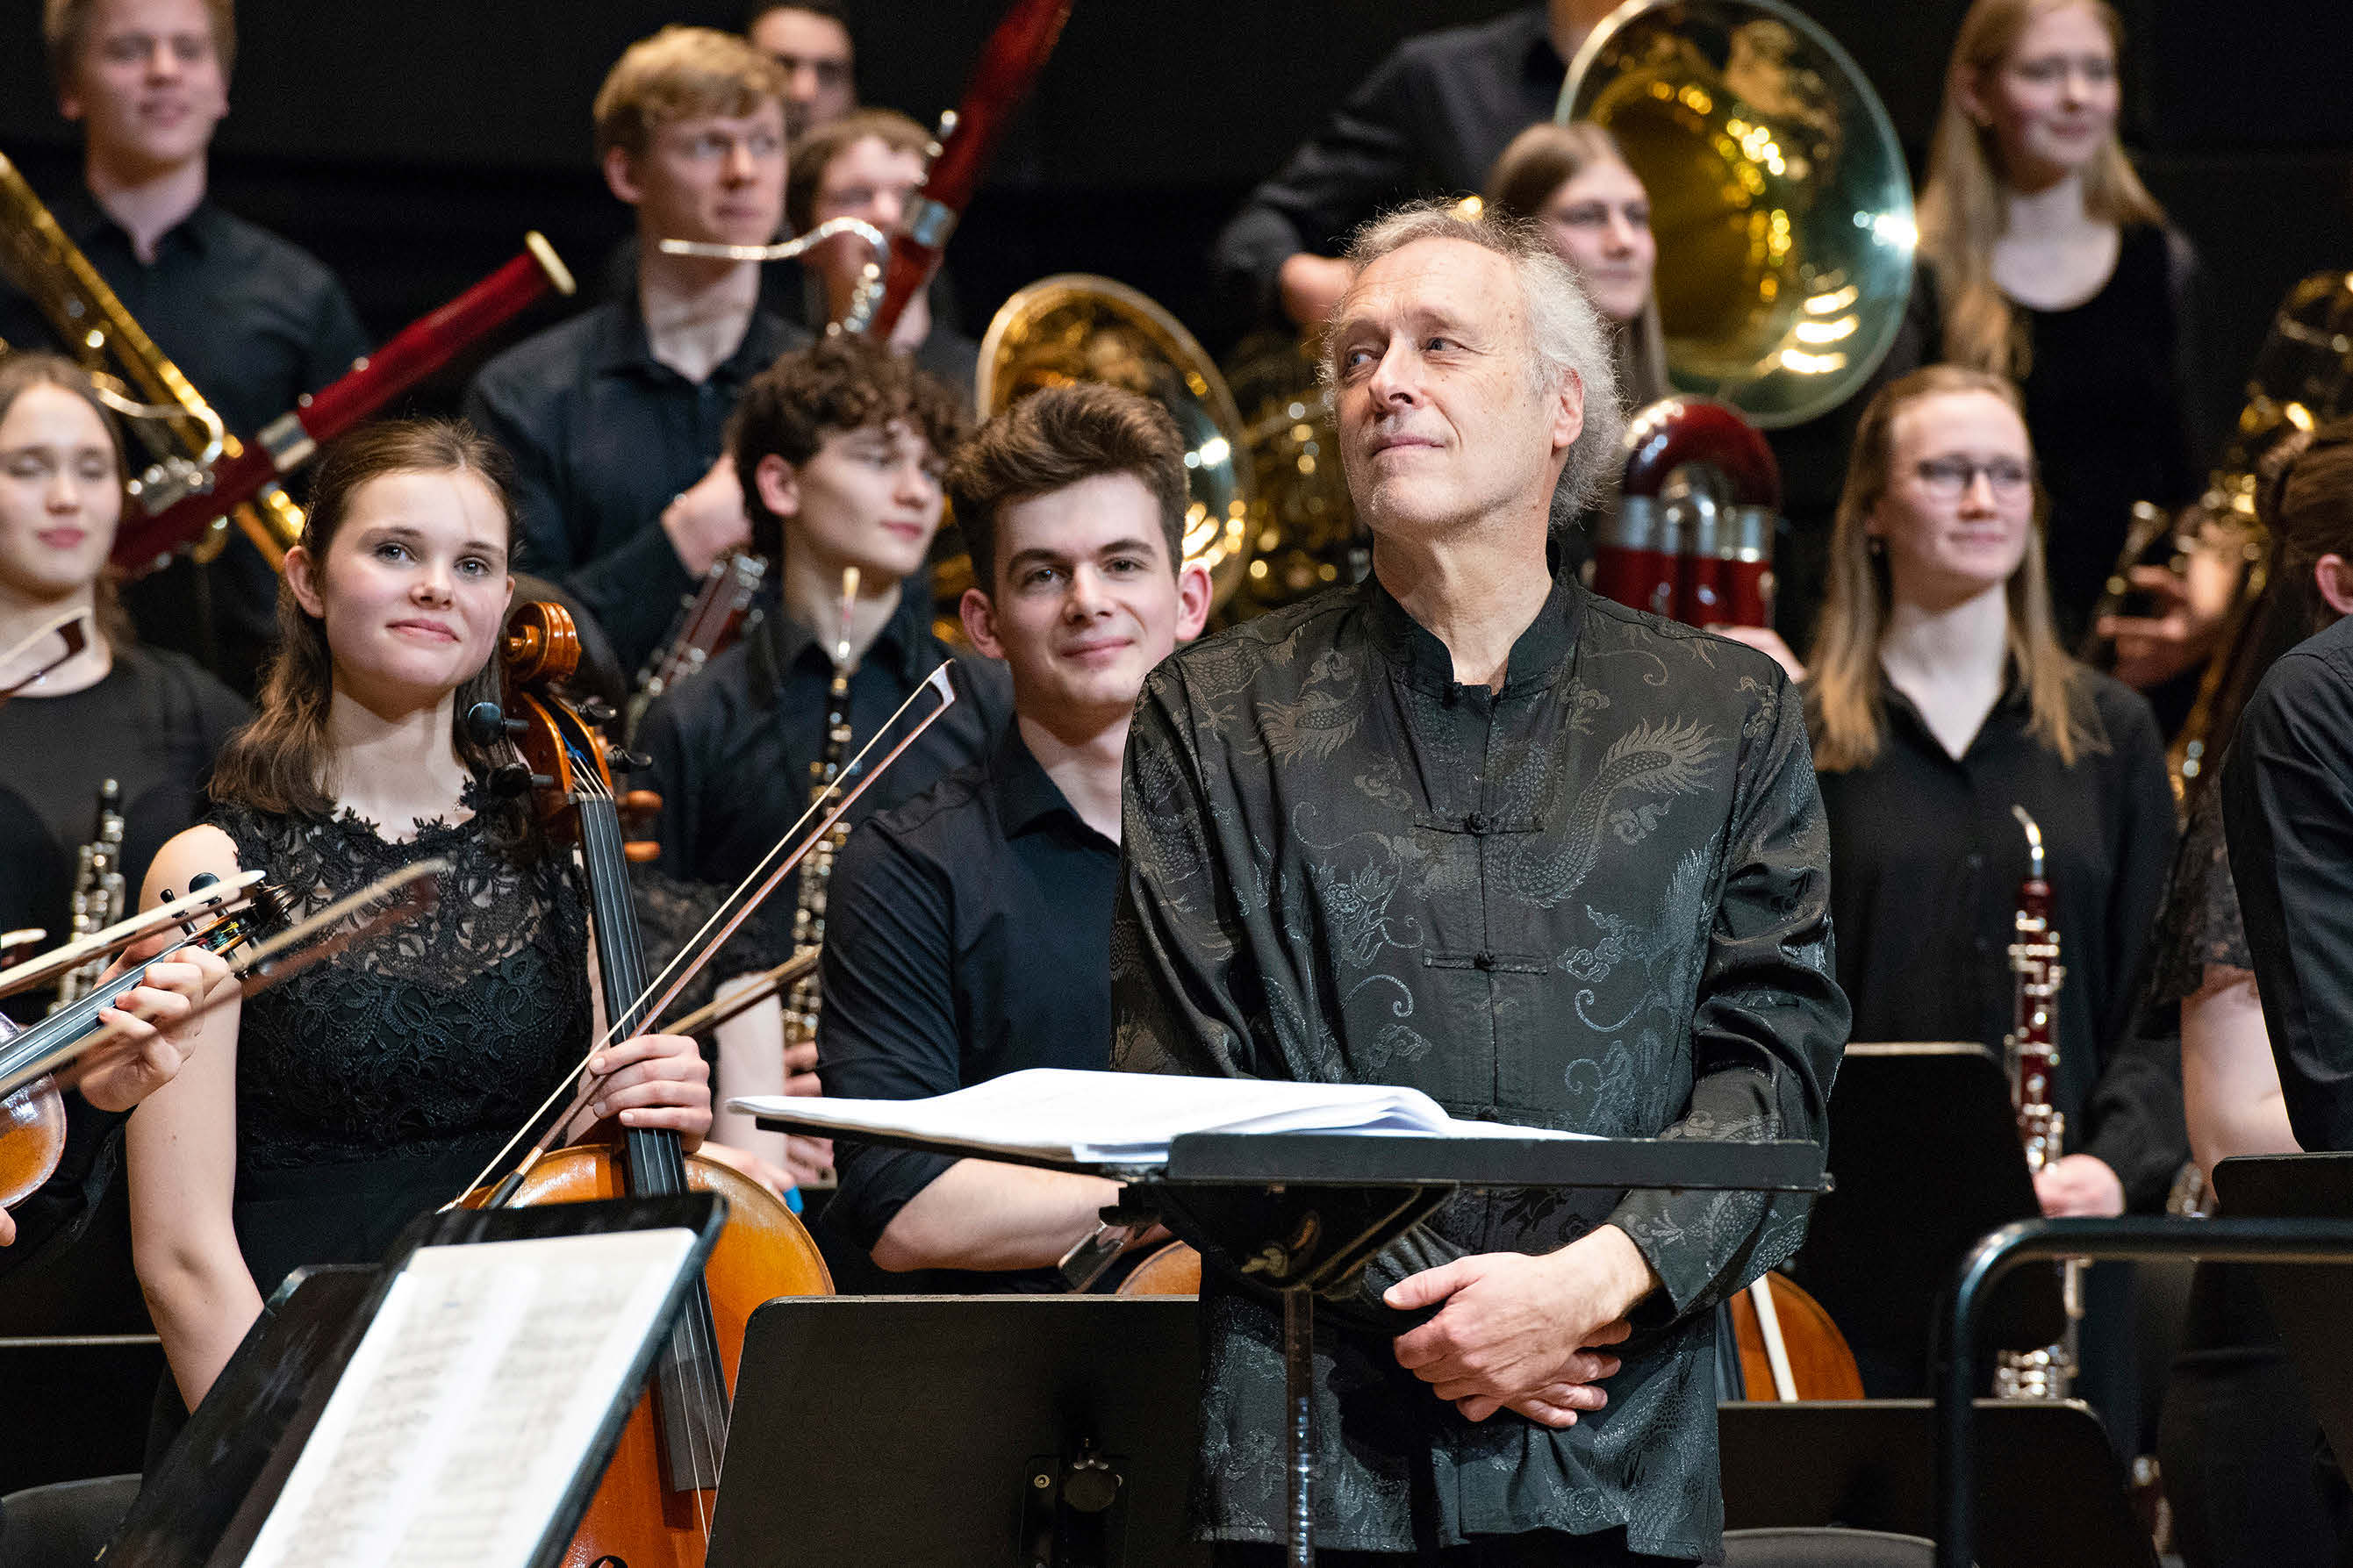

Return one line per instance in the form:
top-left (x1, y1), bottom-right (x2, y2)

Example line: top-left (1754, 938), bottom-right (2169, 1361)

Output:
top-left (126, 419), bottom-right (710, 1410)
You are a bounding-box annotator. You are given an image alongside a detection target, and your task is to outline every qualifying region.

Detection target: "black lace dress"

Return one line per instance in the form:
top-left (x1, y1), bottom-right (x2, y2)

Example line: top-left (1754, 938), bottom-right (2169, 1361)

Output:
top-left (212, 791), bottom-right (591, 1300)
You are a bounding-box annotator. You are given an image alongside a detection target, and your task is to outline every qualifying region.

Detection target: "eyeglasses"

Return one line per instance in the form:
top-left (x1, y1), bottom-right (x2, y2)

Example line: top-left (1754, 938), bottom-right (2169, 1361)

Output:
top-left (1913, 456), bottom-right (2033, 500)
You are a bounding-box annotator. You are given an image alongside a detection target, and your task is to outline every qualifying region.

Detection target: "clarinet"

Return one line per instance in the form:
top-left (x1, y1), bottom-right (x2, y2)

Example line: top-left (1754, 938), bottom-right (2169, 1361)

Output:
top-left (779, 569), bottom-right (863, 1054)
top-left (1993, 804), bottom-right (2084, 1401)
top-left (50, 779), bottom-right (126, 1013)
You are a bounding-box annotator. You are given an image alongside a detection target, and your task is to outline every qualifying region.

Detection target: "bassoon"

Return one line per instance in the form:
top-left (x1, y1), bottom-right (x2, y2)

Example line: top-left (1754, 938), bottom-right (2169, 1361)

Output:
top-left (111, 234), bottom-right (577, 575)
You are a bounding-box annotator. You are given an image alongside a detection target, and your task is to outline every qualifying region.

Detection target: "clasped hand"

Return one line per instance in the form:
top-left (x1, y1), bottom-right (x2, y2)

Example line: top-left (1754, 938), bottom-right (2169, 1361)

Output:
top-left (1384, 1227), bottom-right (1654, 1428)
top-left (581, 1034), bottom-right (713, 1148)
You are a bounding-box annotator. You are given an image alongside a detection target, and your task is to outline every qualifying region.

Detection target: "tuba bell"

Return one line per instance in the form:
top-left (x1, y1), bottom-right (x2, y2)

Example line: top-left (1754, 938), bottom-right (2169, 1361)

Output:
top-left (1557, 0), bottom-right (1917, 428)
top-left (941, 274), bottom-right (1253, 614)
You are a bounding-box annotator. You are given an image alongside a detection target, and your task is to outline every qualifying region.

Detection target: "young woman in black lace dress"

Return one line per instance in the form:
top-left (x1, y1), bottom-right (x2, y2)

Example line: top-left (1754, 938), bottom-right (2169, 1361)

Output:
top-left (124, 420), bottom-right (712, 1411)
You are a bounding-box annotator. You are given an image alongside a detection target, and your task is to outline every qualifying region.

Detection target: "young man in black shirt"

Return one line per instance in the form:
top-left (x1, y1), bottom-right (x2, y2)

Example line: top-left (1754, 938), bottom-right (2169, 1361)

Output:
top-left (2, 0), bottom-right (371, 695)
top-left (637, 335), bottom-right (1008, 1182)
top-left (814, 383), bottom-right (1209, 1290)
top-left (464, 26), bottom-right (810, 676)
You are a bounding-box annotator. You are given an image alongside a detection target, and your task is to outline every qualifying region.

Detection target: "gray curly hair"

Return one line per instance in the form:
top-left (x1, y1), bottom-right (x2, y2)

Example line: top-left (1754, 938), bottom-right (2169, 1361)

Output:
top-left (1319, 199), bottom-right (1626, 522)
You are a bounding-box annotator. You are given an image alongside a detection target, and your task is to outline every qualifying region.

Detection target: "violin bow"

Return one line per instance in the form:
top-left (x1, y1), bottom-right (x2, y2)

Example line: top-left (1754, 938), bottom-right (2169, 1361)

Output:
top-left (0, 871), bottom-right (269, 1000)
top-left (0, 607), bottom-right (92, 709)
top-left (456, 662), bottom-right (960, 1206)
top-left (4, 860), bottom-right (444, 1099)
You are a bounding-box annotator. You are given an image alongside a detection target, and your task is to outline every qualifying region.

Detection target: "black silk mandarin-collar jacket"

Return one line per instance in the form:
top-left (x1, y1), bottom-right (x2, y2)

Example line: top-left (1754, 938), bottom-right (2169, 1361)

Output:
top-left (1111, 563), bottom-right (1849, 1558)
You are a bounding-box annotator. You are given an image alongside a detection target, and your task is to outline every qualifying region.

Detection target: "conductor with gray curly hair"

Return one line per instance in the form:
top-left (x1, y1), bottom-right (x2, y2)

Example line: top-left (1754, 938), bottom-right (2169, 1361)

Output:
top-left (1111, 199), bottom-right (1848, 1564)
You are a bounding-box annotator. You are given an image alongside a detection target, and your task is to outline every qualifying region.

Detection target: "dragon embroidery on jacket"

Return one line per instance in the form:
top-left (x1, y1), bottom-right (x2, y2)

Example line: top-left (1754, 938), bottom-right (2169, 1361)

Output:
top-left (1510, 718), bottom-right (1726, 908)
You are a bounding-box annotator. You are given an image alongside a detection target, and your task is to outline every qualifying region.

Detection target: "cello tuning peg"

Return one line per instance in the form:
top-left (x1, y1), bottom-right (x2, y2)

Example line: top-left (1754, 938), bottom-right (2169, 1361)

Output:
top-left (577, 697), bottom-right (617, 725)
top-left (488, 763), bottom-right (545, 798)
top-left (464, 700), bottom-right (530, 747)
top-left (606, 746), bottom-right (653, 774)
top-left (463, 701), bottom-right (506, 747)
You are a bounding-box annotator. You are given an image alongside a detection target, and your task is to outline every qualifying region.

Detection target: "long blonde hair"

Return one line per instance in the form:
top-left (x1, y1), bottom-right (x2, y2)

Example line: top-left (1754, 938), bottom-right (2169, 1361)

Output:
top-left (1916, 0), bottom-right (2167, 376)
top-left (1483, 121), bottom-right (1671, 407)
top-left (1806, 366), bottom-right (2091, 771)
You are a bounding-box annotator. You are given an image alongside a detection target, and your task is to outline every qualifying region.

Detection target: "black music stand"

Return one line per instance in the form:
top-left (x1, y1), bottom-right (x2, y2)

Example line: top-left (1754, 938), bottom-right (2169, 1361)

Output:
top-left (709, 1296), bottom-right (1207, 1568)
top-left (104, 1195), bottom-right (726, 1568)
top-left (1790, 1044), bottom-right (2063, 1390)
top-left (1933, 1215), bottom-right (2353, 1568)
top-left (2213, 1152), bottom-right (2353, 1472)
top-left (757, 1107), bottom-right (1826, 1565)
top-left (1718, 1399), bottom-right (2152, 1568)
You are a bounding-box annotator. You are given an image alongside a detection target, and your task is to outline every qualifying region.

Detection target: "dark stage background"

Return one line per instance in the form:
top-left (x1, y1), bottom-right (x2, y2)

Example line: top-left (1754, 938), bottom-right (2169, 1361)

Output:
top-left (3, 0), bottom-right (2349, 465)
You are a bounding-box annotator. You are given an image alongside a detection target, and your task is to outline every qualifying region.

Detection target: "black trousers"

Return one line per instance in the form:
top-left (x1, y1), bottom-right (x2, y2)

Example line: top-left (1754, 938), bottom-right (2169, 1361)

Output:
top-left (1213, 1526), bottom-right (1663, 1565)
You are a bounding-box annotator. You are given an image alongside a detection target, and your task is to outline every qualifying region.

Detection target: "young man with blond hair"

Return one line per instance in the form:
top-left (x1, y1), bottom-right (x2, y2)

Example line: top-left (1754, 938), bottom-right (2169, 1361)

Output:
top-left (465, 25), bottom-right (808, 673)
top-left (0, 0), bottom-right (369, 694)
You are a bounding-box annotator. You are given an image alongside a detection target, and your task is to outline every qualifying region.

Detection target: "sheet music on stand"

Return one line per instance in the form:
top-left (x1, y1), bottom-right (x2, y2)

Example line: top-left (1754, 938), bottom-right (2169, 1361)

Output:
top-left (153, 1197), bottom-right (726, 1568)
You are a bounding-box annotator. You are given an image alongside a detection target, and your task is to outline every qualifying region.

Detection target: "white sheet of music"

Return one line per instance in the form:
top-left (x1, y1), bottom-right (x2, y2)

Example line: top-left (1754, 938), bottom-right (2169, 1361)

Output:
top-left (239, 1228), bottom-right (699, 1568)
top-left (731, 1065), bottom-right (1596, 1165)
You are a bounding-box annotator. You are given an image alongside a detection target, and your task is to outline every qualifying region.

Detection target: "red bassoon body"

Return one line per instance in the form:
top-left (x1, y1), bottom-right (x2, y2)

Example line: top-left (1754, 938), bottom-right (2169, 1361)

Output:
top-left (867, 0), bottom-right (1074, 340)
top-left (111, 234), bottom-right (577, 574)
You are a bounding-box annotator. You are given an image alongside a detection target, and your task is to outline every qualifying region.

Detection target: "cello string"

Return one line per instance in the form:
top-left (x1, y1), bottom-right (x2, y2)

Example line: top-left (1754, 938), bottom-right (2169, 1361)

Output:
top-left (453, 668), bottom-right (957, 1204)
top-left (579, 759), bottom-right (730, 1510)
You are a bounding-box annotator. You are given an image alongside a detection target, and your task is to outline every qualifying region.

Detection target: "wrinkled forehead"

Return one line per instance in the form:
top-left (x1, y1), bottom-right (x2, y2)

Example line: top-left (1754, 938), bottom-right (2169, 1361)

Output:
top-left (1330, 237), bottom-right (1523, 347)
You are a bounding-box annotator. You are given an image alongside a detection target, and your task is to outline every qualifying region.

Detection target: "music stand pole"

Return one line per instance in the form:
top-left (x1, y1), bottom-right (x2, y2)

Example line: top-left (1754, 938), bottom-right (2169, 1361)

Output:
top-left (1935, 1215), bottom-right (2353, 1568)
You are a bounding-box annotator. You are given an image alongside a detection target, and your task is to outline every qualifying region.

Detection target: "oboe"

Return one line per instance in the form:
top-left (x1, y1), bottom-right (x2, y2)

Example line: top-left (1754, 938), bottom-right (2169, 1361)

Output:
top-left (1993, 804), bottom-right (2084, 1401)
top-left (50, 779), bottom-right (126, 1013)
top-left (780, 568), bottom-right (862, 1054)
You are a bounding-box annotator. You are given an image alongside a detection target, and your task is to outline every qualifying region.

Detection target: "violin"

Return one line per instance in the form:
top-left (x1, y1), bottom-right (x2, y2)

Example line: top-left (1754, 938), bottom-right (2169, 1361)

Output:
top-left (0, 876), bottom-right (283, 1221)
top-left (464, 601), bottom-right (831, 1568)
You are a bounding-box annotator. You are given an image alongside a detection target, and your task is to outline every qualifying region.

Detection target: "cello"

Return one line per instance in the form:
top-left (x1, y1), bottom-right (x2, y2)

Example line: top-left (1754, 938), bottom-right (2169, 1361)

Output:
top-left (466, 601), bottom-right (830, 1568)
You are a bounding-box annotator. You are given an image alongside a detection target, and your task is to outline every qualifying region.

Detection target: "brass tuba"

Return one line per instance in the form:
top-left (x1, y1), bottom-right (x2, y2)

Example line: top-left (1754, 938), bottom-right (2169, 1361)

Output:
top-left (1556, 0), bottom-right (1917, 427)
top-left (946, 274), bottom-right (1253, 612)
top-left (0, 149), bottom-right (304, 567)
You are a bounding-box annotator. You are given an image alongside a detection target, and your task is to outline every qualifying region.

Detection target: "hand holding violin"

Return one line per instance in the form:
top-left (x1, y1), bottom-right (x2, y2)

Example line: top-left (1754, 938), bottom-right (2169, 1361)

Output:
top-left (578, 1033), bottom-right (713, 1148)
top-left (77, 931), bottom-right (234, 1115)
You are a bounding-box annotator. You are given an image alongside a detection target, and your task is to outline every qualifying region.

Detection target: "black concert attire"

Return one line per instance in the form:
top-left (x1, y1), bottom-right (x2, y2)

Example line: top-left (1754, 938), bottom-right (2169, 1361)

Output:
top-left (461, 294), bottom-right (809, 675)
top-left (637, 586), bottom-right (1011, 929)
top-left (1806, 670), bottom-right (2178, 1418)
top-left (2223, 612), bottom-right (2353, 1154)
top-left (1209, 7), bottom-right (1562, 326)
top-left (1914, 226), bottom-right (2201, 648)
top-left (0, 650), bottom-right (246, 1327)
top-left (2151, 784), bottom-right (2352, 1568)
top-left (815, 721), bottom-right (1118, 1292)
top-left (1112, 561), bottom-right (1847, 1560)
top-left (204, 792), bottom-right (591, 1300)
top-left (1813, 672), bottom-right (2181, 1200)
top-left (596, 238), bottom-right (972, 392)
top-left (0, 190), bottom-right (370, 696)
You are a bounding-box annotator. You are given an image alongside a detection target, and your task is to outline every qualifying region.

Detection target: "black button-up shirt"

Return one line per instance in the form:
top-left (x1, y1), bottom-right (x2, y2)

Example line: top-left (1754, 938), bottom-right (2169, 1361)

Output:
top-left (2224, 612), bottom-right (2353, 1154)
top-left (816, 721), bottom-right (1119, 1291)
top-left (636, 585), bottom-right (1011, 911)
top-left (461, 294), bottom-right (808, 673)
top-left (1210, 7), bottom-right (1563, 323)
top-left (0, 189), bottom-right (370, 693)
top-left (1112, 563), bottom-right (1847, 1557)
top-left (1813, 673), bottom-right (2181, 1203)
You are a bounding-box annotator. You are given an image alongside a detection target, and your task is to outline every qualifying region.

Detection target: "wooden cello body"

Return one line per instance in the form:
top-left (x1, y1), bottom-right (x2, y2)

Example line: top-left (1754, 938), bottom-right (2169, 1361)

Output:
top-left (485, 1148), bottom-right (830, 1568)
top-left (475, 601), bottom-right (833, 1568)
top-left (1725, 1272), bottom-right (1863, 1400)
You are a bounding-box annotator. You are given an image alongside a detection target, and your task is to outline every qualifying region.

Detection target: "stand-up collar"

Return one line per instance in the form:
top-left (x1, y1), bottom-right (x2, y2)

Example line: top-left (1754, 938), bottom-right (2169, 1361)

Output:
top-left (1362, 534), bottom-right (1584, 696)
